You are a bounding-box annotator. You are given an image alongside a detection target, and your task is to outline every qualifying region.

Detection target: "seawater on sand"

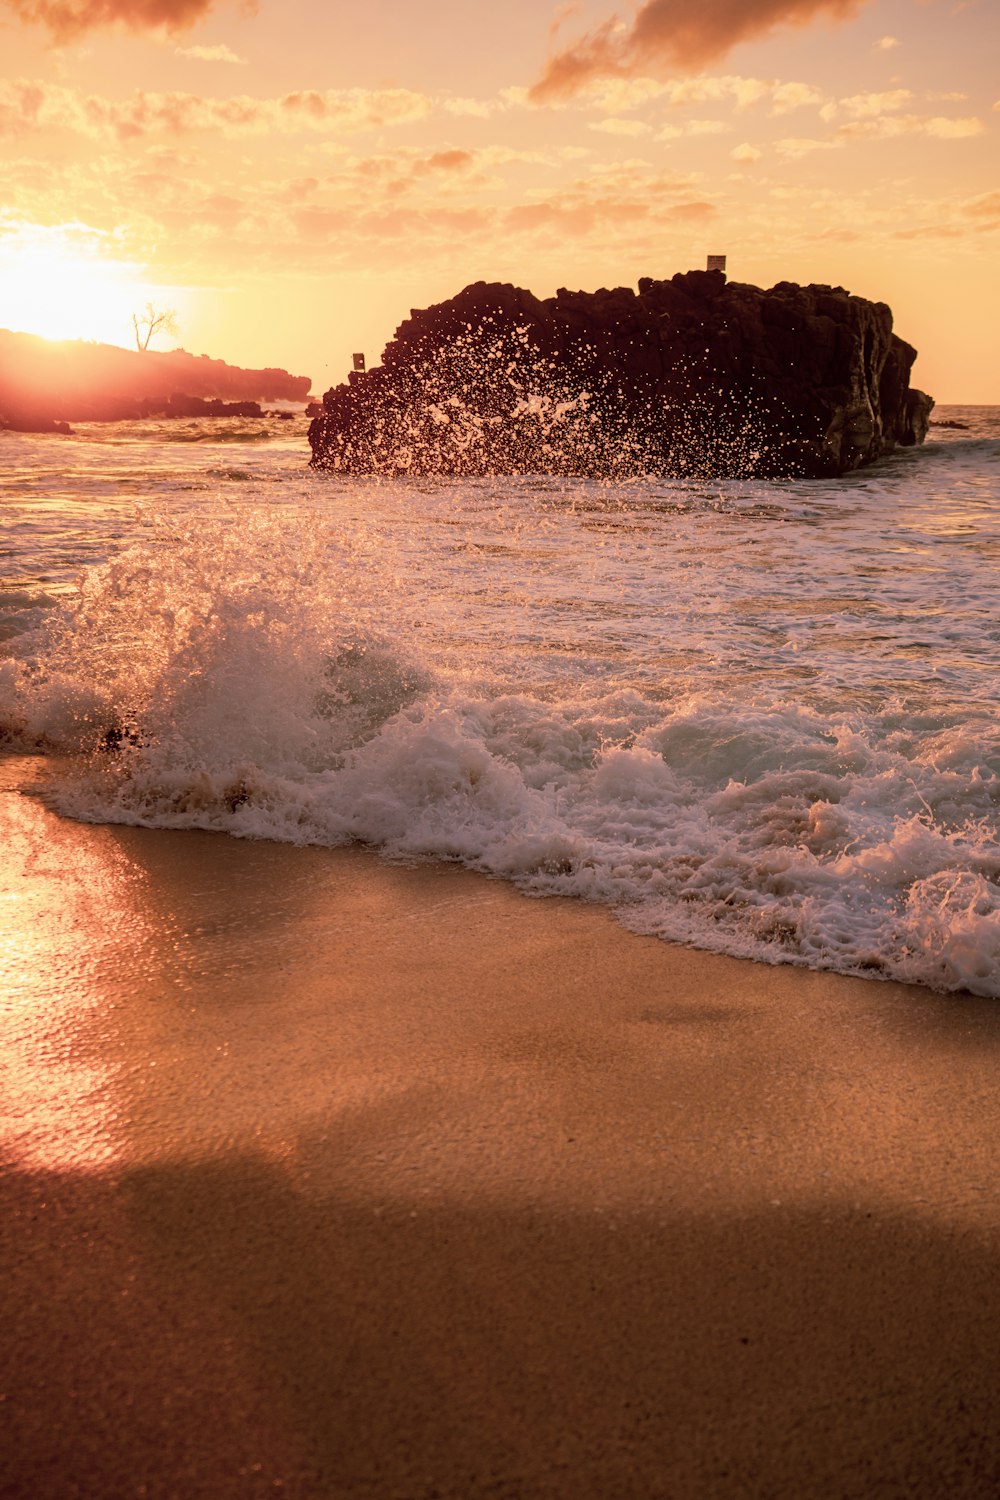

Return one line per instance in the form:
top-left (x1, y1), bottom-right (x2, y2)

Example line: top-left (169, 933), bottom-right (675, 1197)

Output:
top-left (3, 751), bottom-right (1000, 1499)
top-left (1, 406), bottom-right (999, 994)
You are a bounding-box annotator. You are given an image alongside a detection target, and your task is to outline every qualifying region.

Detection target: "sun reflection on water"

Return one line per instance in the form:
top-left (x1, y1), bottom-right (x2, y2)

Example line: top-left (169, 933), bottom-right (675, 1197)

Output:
top-left (0, 759), bottom-right (154, 1172)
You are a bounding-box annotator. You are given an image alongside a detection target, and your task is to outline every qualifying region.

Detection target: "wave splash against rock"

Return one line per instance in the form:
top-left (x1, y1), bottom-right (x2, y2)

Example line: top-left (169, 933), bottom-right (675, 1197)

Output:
top-left (309, 271), bottom-right (933, 480)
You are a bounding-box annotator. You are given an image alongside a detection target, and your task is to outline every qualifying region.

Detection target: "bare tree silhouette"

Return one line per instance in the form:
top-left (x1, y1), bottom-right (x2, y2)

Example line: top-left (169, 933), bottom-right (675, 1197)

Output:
top-left (132, 303), bottom-right (178, 352)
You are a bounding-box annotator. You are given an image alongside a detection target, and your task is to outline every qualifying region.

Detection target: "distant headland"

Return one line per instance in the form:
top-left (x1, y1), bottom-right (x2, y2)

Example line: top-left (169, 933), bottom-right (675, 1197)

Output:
top-left (309, 270), bottom-right (933, 480)
top-left (0, 328), bottom-right (312, 433)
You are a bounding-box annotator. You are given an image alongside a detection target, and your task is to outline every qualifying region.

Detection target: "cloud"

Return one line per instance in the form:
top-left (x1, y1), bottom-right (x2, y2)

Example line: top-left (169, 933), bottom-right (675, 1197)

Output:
top-left (835, 113), bottom-right (984, 140)
top-left (0, 0), bottom-right (225, 39)
top-left (774, 136), bottom-right (842, 158)
top-left (891, 224), bottom-right (964, 241)
top-left (0, 78), bottom-right (434, 139)
top-left (506, 200), bottom-right (601, 235)
top-left (589, 116), bottom-right (652, 135)
top-left (875, 35), bottom-right (899, 50)
top-left (553, 71), bottom-right (811, 117)
top-left (581, 76), bottom-right (670, 113)
top-left (658, 118), bottom-right (728, 139)
top-left (175, 43), bottom-right (246, 64)
top-left (769, 81), bottom-right (826, 114)
top-left (731, 141), bottom-right (762, 162)
top-left (821, 89), bottom-right (913, 120)
top-left (816, 92), bottom-right (983, 141)
top-left (530, 0), bottom-right (869, 99)
top-left (962, 191), bottom-right (1000, 224)
top-left (443, 97), bottom-right (494, 119)
top-left (499, 159), bottom-right (709, 242)
top-left (260, 144), bottom-right (539, 210)
top-left (923, 115), bottom-right (984, 139)
top-left (421, 148), bottom-right (475, 172)
top-left (658, 74), bottom-right (787, 111)
top-left (669, 200), bottom-right (714, 219)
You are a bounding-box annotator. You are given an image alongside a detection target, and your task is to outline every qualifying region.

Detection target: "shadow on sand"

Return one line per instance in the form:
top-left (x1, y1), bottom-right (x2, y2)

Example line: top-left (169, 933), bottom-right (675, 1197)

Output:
top-left (4, 1143), bottom-right (999, 1500)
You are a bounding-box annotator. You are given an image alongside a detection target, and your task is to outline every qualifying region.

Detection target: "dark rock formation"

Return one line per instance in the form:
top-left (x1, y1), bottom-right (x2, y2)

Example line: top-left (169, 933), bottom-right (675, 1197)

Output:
top-left (309, 272), bottom-right (933, 480)
top-left (0, 394), bottom-right (265, 432)
top-left (0, 327), bottom-right (311, 433)
top-left (0, 412), bottom-right (74, 435)
top-left (158, 394), bottom-right (264, 419)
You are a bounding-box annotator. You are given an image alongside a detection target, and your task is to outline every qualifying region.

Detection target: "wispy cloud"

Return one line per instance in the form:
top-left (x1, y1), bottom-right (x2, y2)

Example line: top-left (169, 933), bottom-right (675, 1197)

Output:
top-left (175, 44), bottom-right (246, 65)
top-left (769, 81), bottom-right (826, 114)
top-left (821, 89), bottom-right (914, 120)
top-left (442, 97), bottom-right (494, 119)
top-left (659, 75), bottom-right (798, 112)
top-left (0, 79), bottom-right (434, 139)
top-left (963, 191), bottom-right (1000, 224)
top-left (589, 117), bottom-right (653, 136)
top-left (774, 136), bottom-right (842, 158)
top-left (922, 116), bottom-right (984, 139)
top-left (579, 76), bottom-right (672, 114)
top-left (530, 0), bottom-right (870, 100)
top-left (0, 0), bottom-right (228, 39)
top-left (547, 72), bottom-right (828, 117)
top-left (836, 113), bottom-right (984, 140)
top-left (659, 119), bottom-right (729, 139)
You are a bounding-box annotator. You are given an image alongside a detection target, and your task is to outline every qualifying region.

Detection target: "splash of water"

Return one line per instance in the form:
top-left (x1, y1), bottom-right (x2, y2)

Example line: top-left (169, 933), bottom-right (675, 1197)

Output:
top-left (4, 508), bottom-right (999, 997)
top-left (310, 319), bottom-right (787, 480)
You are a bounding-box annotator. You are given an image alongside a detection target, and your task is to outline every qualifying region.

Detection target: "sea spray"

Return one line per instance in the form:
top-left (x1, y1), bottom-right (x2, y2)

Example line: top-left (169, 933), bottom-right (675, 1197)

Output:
top-left (2, 416), bottom-right (999, 997)
top-left (3, 501), bottom-right (999, 997)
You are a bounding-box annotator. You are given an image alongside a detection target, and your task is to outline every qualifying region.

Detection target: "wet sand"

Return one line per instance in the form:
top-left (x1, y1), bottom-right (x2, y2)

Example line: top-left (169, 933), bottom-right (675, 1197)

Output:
top-left (2, 752), bottom-right (1000, 1499)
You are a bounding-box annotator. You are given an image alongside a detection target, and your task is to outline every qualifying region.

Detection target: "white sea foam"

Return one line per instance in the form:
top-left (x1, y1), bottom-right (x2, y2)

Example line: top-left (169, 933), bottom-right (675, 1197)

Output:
top-left (2, 412), bottom-right (999, 996)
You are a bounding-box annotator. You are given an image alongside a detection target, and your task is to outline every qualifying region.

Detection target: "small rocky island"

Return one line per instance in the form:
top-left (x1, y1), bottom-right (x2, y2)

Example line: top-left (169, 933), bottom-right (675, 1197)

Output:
top-left (309, 271), bottom-right (933, 480)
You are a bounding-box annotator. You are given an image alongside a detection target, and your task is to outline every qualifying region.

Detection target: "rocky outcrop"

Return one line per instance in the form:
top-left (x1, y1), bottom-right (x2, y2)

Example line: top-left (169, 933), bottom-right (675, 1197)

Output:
top-left (0, 327), bottom-right (311, 432)
top-left (309, 272), bottom-right (933, 479)
top-left (0, 394), bottom-right (282, 432)
top-left (0, 411), bottom-right (74, 435)
top-left (158, 394), bottom-right (264, 419)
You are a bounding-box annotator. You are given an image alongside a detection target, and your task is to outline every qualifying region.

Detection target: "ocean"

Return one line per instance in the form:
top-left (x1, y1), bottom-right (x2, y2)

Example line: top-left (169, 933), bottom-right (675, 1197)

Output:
top-left (2, 405), bottom-right (998, 997)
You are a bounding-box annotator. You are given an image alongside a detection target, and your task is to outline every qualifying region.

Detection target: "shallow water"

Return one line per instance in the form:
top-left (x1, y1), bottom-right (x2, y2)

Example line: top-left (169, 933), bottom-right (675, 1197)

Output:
top-left (2, 406), bottom-right (999, 995)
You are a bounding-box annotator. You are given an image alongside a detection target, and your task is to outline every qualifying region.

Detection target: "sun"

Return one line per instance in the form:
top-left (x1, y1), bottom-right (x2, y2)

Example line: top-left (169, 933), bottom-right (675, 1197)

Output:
top-left (0, 224), bottom-right (172, 350)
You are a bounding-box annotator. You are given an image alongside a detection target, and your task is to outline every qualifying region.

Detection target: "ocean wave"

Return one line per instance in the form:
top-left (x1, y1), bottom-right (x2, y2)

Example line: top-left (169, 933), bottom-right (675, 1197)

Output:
top-left (3, 510), bottom-right (998, 997)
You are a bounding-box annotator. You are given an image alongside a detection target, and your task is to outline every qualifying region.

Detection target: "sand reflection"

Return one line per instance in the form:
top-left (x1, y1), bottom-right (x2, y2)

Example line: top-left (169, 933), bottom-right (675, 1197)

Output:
top-left (0, 758), bottom-right (157, 1171)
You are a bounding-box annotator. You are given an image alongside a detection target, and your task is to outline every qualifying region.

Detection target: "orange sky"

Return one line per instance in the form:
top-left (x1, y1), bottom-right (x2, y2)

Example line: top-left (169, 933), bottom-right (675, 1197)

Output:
top-left (0, 0), bottom-right (996, 399)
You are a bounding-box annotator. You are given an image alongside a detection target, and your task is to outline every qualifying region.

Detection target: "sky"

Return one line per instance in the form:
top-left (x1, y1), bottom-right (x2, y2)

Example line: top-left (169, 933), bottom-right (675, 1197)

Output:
top-left (0, 0), bottom-right (996, 400)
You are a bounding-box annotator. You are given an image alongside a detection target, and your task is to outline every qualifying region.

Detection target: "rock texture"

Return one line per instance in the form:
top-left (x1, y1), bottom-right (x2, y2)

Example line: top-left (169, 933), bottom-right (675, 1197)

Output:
top-left (309, 272), bottom-right (933, 479)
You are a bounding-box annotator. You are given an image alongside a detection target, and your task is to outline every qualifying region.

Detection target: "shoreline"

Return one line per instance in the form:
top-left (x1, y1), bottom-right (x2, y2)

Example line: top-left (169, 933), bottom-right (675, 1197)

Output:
top-left (3, 753), bottom-right (1000, 1498)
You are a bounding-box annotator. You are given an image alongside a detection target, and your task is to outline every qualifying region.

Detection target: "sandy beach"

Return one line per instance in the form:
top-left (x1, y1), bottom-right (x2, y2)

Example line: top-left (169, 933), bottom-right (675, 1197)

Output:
top-left (2, 751), bottom-right (999, 1499)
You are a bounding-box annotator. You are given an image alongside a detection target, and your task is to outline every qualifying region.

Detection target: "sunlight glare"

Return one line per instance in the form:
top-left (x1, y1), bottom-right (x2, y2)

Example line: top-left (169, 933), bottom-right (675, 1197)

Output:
top-left (0, 223), bottom-right (171, 350)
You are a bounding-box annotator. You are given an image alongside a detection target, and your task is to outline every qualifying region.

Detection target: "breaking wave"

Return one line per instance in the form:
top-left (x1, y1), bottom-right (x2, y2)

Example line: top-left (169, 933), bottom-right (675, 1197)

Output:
top-left (3, 505), bottom-right (998, 998)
